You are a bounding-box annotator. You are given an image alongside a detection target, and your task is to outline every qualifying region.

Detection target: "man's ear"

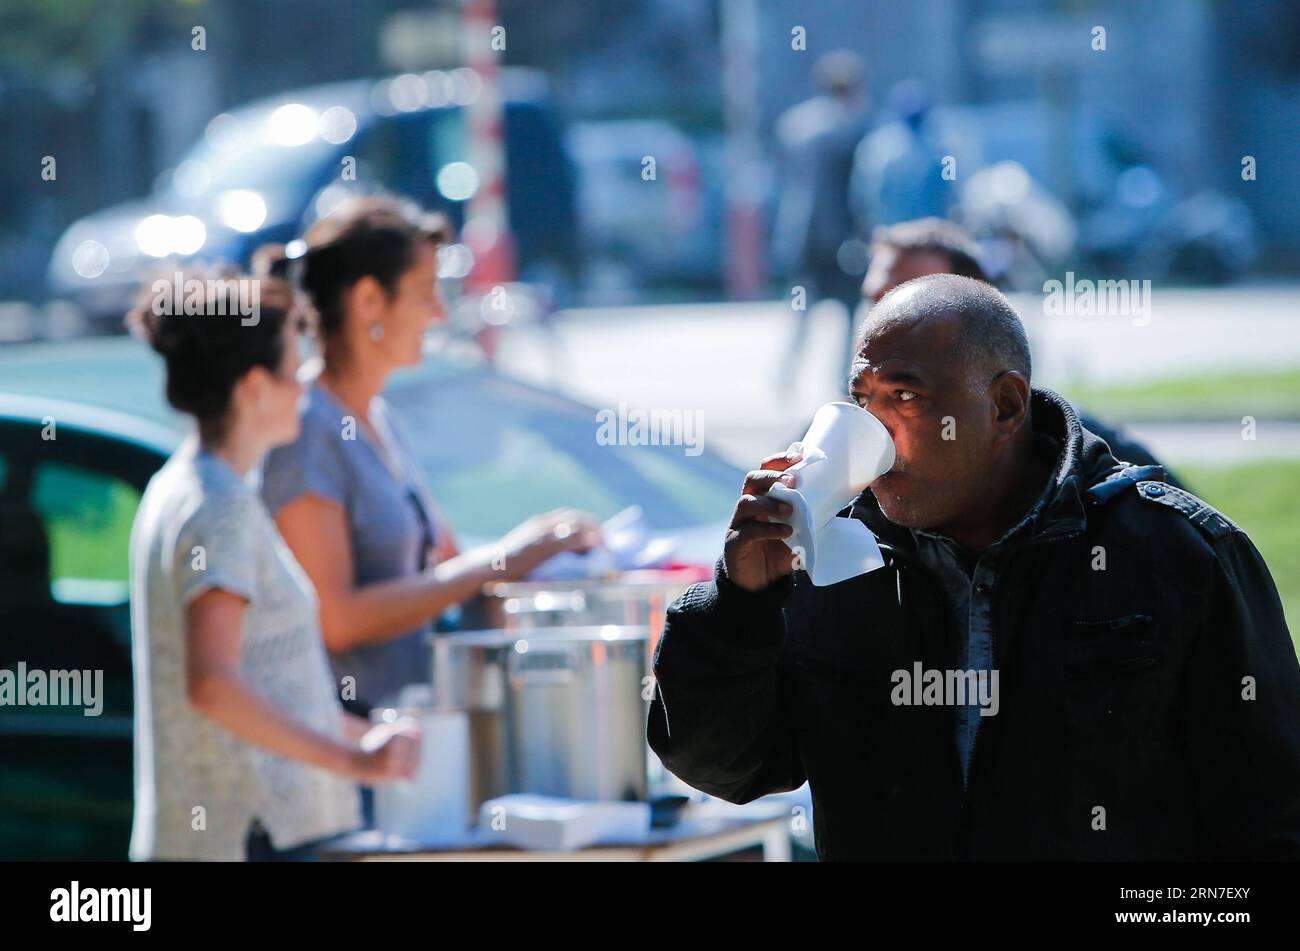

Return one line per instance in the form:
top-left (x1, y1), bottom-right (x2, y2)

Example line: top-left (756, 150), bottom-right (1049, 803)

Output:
top-left (990, 371), bottom-right (1031, 435)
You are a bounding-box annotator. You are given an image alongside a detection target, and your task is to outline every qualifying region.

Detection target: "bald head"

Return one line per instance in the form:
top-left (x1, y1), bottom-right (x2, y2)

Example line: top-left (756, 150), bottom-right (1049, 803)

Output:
top-left (855, 274), bottom-right (1031, 391)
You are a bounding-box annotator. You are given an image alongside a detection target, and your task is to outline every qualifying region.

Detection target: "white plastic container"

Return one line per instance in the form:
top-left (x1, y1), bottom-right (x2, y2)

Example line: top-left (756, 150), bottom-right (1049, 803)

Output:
top-left (370, 699), bottom-right (472, 841)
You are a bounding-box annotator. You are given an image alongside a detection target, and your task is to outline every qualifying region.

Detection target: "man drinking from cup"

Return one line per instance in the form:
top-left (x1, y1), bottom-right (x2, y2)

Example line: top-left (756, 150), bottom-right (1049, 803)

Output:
top-left (648, 274), bottom-right (1300, 861)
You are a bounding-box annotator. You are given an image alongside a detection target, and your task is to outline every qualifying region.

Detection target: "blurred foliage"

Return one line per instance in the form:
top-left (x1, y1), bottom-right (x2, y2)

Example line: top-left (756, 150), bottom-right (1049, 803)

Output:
top-left (0, 0), bottom-right (202, 73)
top-left (496, 0), bottom-right (648, 67)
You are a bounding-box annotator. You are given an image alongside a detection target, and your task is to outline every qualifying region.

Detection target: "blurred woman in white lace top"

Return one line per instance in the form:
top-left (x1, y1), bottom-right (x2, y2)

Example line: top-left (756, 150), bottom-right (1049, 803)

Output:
top-left (126, 268), bottom-right (419, 861)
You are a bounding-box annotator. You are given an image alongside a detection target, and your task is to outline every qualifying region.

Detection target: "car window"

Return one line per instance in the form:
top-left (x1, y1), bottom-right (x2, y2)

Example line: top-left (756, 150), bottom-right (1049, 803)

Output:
top-left (354, 119), bottom-right (402, 184)
top-left (425, 109), bottom-right (467, 199)
top-left (177, 138), bottom-right (335, 197)
top-left (32, 461), bottom-right (138, 603)
top-left (0, 455), bottom-right (136, 719)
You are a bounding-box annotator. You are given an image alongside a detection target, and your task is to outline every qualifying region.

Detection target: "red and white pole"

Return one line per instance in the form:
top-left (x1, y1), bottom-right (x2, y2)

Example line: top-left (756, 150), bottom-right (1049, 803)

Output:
top-left (721, 0), bottom-right (767, 299)
top-left (460, 0), bottom-right (515, 358)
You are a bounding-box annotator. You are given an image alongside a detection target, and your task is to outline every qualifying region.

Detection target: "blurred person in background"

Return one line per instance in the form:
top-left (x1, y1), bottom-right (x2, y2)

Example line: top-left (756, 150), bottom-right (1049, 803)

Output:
top-left (850, 79), bottom-right (956, 228)
top-left (860, 217), bottom-right (1180, 487)
top-left (127, 268), bottom-right (420, 863)
top-left (771, 49), bottom-right (871, 383)
top-left (260, 195), bottom-right (600, 724)
top-left (955, 162), bottom-right (1078, 291)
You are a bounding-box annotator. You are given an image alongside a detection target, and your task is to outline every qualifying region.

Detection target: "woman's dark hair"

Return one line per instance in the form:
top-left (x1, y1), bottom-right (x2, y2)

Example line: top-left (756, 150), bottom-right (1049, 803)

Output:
top-left (264, 194), bottom-right (450, 343)
top-left (126, 264), bottom-right (293, 429)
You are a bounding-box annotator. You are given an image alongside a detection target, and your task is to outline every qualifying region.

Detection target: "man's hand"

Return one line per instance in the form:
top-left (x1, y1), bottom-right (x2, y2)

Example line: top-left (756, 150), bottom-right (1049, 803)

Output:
top-left (723, 448), bottom-right (802, 592)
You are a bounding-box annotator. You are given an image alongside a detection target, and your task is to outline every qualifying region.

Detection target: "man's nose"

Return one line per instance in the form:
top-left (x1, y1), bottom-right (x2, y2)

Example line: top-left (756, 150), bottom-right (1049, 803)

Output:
top-left (868, 407), bottom-right (898, 440)
top-left (855, 393), bottom-right (897, 431)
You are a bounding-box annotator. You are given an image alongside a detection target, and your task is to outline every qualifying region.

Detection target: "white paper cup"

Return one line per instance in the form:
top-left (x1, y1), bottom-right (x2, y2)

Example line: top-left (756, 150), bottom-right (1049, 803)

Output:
top-left (768, 401), bottom-right (895, 560)
top-left (783, 402), bottom-right (894, 513)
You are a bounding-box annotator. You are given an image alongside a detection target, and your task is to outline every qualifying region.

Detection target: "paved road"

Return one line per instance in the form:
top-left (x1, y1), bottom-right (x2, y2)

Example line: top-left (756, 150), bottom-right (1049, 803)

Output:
top-left (498, 286), bottom-right (1300, 468)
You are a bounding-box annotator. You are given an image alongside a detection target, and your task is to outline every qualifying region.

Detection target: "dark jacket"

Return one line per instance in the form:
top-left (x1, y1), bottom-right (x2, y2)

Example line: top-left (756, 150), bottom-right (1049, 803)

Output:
top-left (648, 387), bottom-right (1300, 860)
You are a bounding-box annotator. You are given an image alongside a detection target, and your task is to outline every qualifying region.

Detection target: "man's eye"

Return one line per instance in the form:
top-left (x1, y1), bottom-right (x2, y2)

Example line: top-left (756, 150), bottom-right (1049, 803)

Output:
top-left (896, 390), bottom-right (919, 402)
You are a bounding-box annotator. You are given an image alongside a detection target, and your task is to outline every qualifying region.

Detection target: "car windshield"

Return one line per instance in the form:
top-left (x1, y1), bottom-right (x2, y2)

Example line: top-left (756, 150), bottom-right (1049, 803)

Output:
top-left (166, 108), bottom-right (341, 196)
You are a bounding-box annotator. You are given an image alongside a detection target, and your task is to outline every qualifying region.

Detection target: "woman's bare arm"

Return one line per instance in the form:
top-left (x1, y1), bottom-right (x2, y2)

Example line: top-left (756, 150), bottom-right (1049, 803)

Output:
top-left (186, 589), bottom-right (357, 775)
top-left (274, 493), bottom-right (598, 652)
top-left (184, 588), bottom-right (417, 783)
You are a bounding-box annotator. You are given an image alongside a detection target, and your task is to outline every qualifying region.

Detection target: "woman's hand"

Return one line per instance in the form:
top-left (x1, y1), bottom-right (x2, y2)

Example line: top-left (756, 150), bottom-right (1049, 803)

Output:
top-left (350, 716), bottom-right (423, 784)
top-left (501, 508), bottom-right (602, 566)
top-left (276, 497), bottom-right (601, 649)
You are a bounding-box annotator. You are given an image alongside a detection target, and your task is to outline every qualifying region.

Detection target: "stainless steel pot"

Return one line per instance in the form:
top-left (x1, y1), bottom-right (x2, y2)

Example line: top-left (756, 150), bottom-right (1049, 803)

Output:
top-left (430, 625), bottom-right (652, 809)
top-left (482, 572), bottom-right (693, 669)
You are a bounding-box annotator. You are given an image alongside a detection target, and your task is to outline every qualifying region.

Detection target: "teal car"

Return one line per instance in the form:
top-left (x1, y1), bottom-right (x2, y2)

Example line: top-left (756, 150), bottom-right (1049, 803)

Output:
top-left (0, 337), bottom-right (738, 859)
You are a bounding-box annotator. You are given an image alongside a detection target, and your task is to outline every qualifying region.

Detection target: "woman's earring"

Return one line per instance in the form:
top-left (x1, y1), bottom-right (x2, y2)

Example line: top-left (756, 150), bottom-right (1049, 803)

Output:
top-left (369, 322), bottom-right (385, 342)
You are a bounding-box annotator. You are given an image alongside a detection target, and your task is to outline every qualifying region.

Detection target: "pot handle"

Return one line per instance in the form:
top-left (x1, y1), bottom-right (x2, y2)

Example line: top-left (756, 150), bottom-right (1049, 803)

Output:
top-left (505, 591), bottom-right (588, 615)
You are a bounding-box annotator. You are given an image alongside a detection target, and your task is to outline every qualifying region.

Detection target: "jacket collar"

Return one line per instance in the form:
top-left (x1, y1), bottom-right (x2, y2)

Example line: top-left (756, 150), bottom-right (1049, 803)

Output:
top-left (849, 386), bottom-right (1122, 552)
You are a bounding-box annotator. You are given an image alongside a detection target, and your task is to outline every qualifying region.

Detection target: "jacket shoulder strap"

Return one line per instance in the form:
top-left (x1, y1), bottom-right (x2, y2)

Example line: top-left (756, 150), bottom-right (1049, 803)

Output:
top-left (1131, 480), bottom-right (1239, 542)
top-left (1084, 463), bottom-right (1165, 506)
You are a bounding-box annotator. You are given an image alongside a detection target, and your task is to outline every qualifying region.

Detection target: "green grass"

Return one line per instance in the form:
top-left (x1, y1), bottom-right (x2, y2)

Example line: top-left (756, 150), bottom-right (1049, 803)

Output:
top-left (1180, 460), bottom-right (1300, 657)
top-left (1057, 367), bottom-right (1300, 421)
